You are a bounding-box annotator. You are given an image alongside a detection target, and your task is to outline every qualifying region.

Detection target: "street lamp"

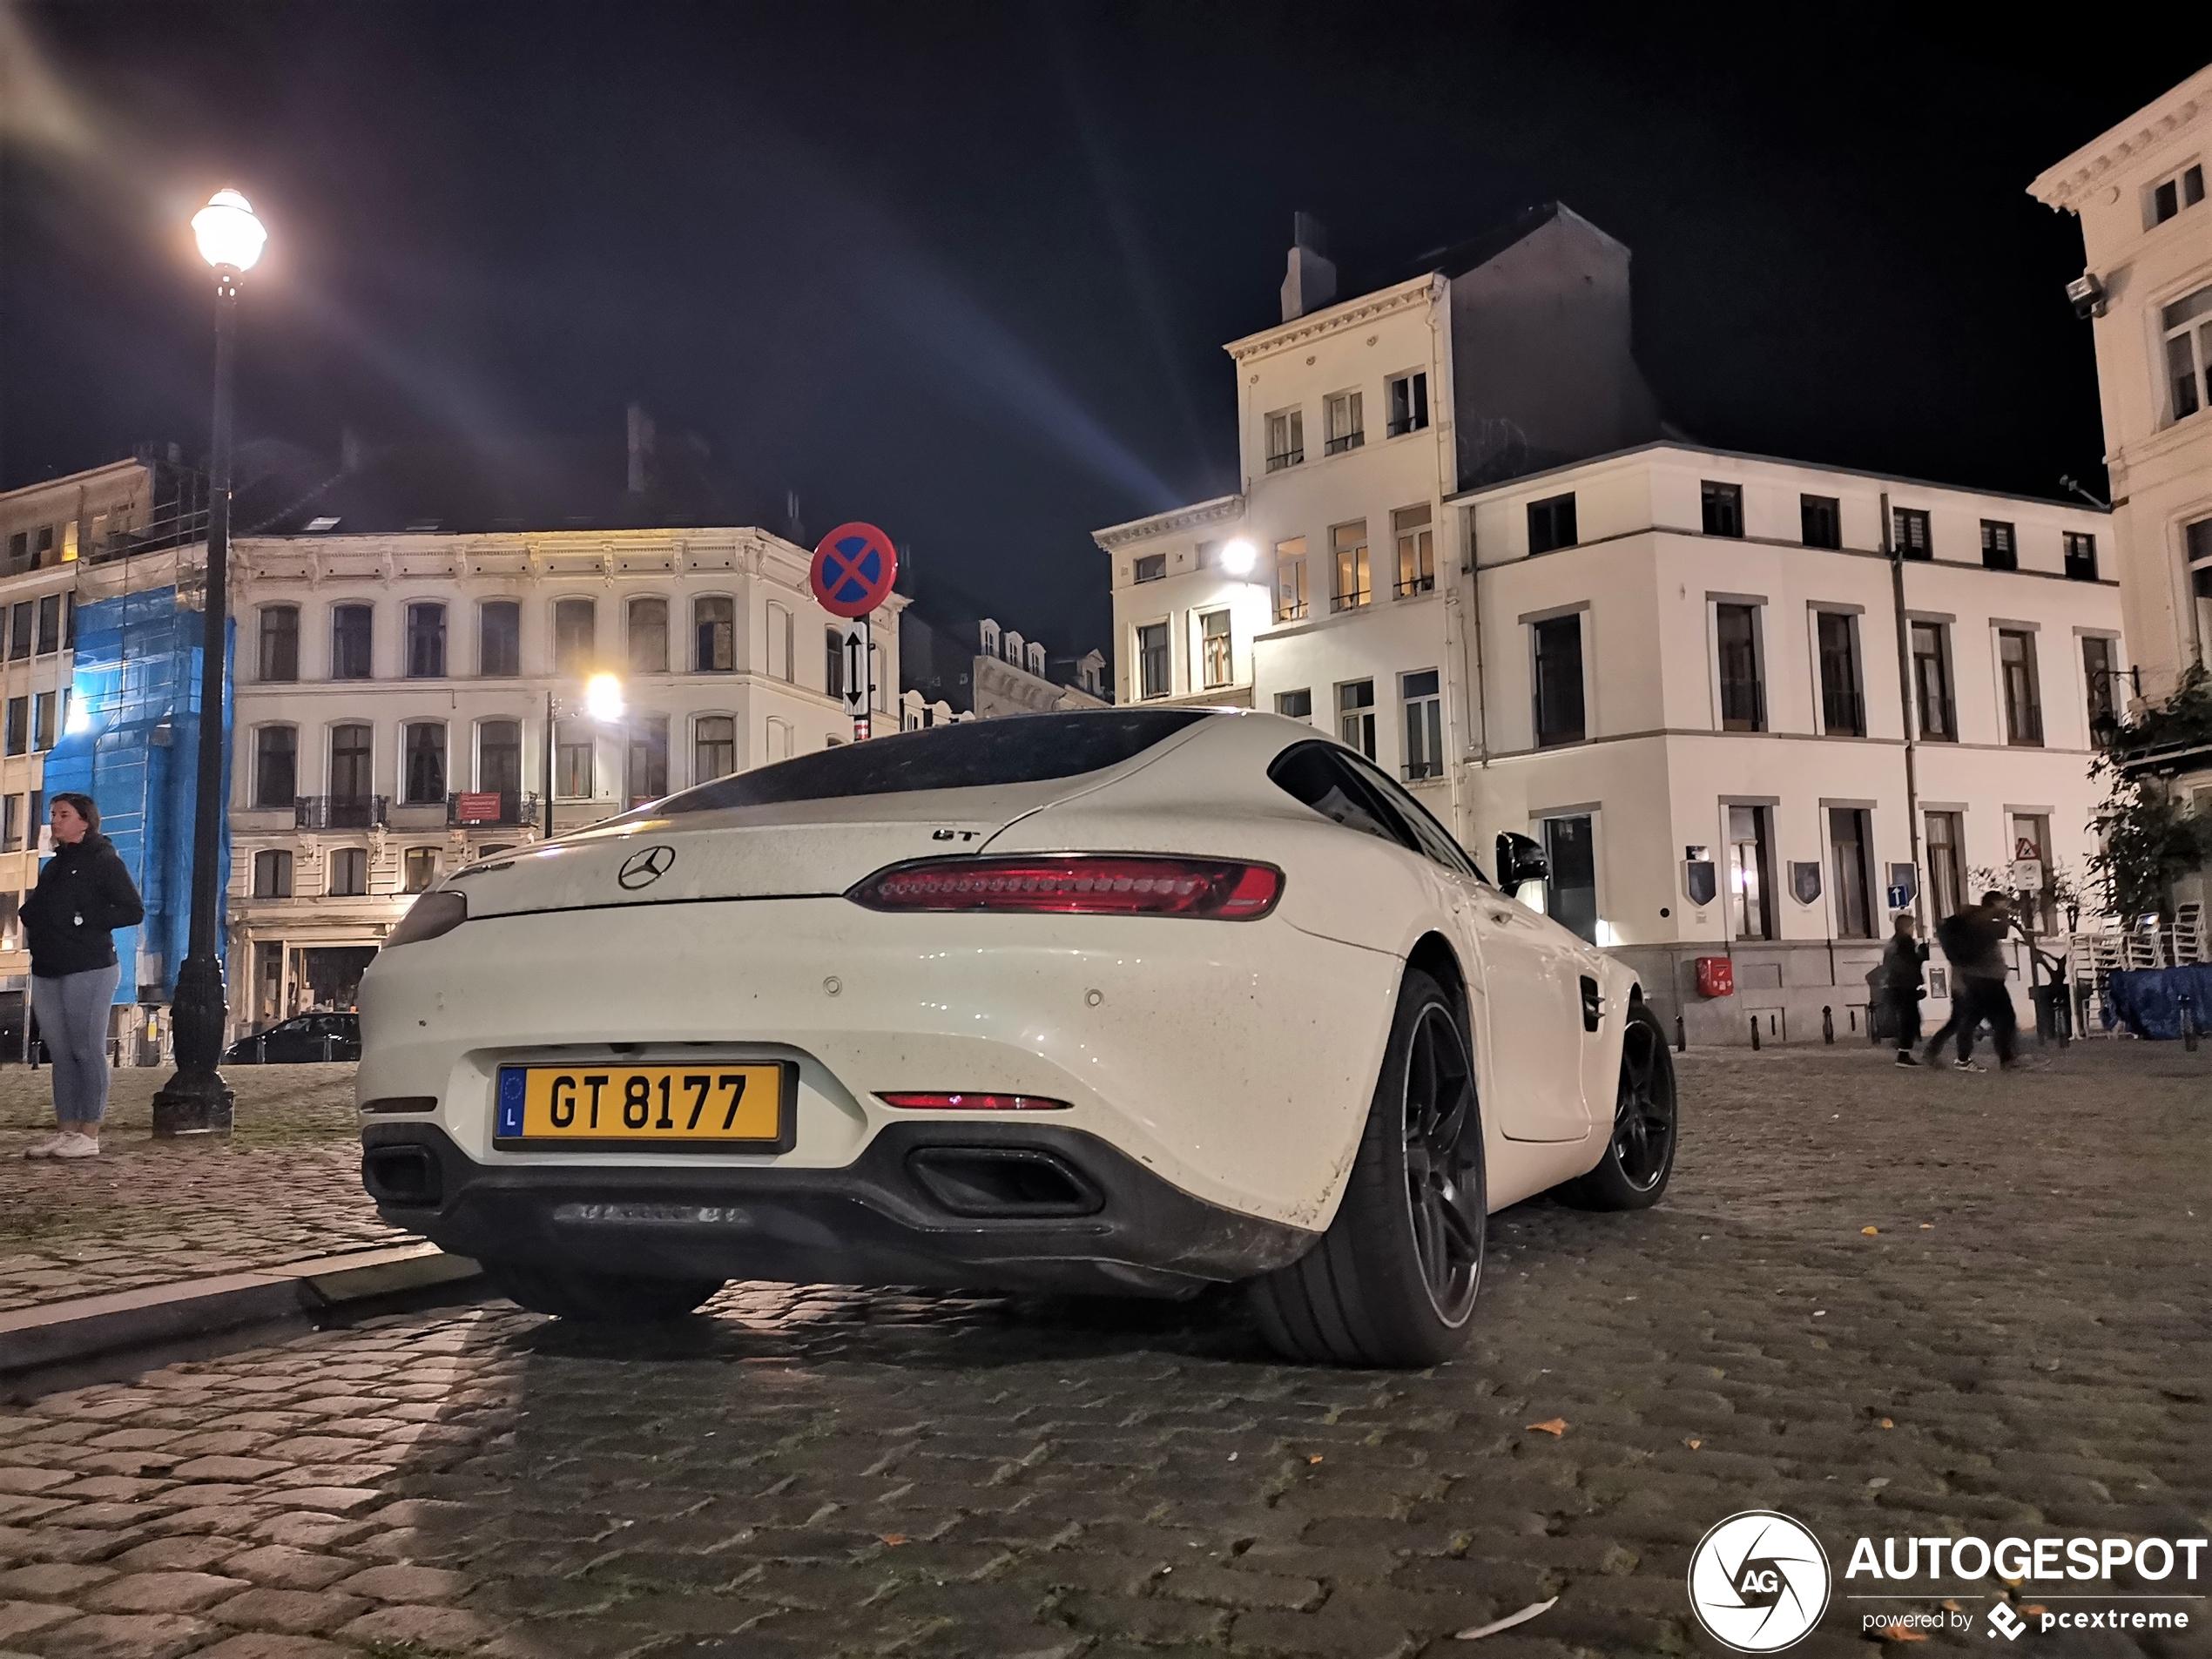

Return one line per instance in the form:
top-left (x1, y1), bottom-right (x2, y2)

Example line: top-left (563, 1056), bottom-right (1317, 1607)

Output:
top-left (152, 189), bottom-right (266, 1139)
top-left (1219, 538), bottom-right (1258, 577)
top-left (543, 673), bottom-right (624, 838)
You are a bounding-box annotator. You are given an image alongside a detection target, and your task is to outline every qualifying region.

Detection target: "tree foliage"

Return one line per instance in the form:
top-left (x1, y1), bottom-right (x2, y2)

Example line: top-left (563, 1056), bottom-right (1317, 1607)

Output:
top-left (2087, 666), bottom-right (2212, 921)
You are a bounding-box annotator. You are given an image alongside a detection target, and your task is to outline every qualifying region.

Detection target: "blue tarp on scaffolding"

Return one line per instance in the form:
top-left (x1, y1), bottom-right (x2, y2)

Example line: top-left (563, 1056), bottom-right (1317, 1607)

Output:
top-left (2101, 965), bottom-right (2212, 1041)
top-left (40, 585), bottom-right (233, 1007)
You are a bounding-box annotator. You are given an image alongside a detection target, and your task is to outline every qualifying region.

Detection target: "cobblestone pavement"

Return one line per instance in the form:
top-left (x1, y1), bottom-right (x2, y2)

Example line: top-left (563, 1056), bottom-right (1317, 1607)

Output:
top-left (0, 1066), bottom-right (401, 1312)
top-left (0, 1042), bottom-right (2204, 1657)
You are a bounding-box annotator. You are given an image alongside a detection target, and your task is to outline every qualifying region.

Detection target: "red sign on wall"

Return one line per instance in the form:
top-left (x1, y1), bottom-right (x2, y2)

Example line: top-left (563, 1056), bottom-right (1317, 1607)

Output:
top-left (455, 792), bottom-right (502, 825)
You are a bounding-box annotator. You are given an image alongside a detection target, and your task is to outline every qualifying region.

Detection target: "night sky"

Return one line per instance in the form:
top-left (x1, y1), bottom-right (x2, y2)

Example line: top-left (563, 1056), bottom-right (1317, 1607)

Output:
top-left (5, 4), bottom-right (2209, 654)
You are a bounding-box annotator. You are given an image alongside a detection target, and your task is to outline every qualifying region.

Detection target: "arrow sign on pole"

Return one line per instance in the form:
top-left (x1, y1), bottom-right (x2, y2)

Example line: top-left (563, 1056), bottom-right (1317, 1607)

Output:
top-left (840, 617), bottom-right (870, 718)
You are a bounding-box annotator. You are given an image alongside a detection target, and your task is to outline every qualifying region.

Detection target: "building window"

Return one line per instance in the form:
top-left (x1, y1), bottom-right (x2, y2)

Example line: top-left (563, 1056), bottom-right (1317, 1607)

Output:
top-left (479, 720), bottom-right (523, 796)
top-left (258, 606), bottom-right (299, 681)
top-left (1925, 811), bottom-right (1965, 922)
top-left (64, 592), bottom-right (75, 649)
top-left (1829, 807), bottom-right (1875, 939)
top-left (2062, 531), bottom-right (2098, 581)
top-left (253, 849), bottom-right (293, 899)
top-left (3, 534), bottom-right (23, 572)
top-left (1892, 507), bottom-right (1932, 559)
top-left (8, 603), bottom-right (30, 660)
top-left (1136, 622), bottom-right (1170, 698)
top-left (1264, 408), bottom-right (1305, 471)
top-left (764, 715), bottom-right (793, 761)
top-left (2149, 162), bottom-right (2205, 227)
top-left (2083, 634), bottom-right (2119, 745)
top-left (1132, 553), bottom-right (1167, 583)
top-left (1393, 504), bottom-right (1433, 597)
top-left (1998, 629), bottom-right (2043, 746)
top-left (402, 847), bottom-right (438, 894)
top-left (328, 604), bottom-right (372, 679)
top-left (824, 627), bottom-right (845, 700)
top-left (36, 594), bottom-right (61, 655)
top-left (1198, 609), bottom-right (1232, 690)
top-left (628, 597), bottom-right (669, 675)
top-left (2193, 518), bottom-right (2212, 659)
top-left (1386, 371), bottom-right (1428, 437)
top-left (1, 796), bottom-right (18, 853)
top-left (1816, 611), bottom-right (1864, 737)
top-left (1541, 814), bottom-right (1598, 945)
top-left (1402, 670), bottom-right (1442, 779)
top-left (401, 722), bottom-right (446, 804)
top-left (694, 715), bottom-right (737, 783)
top-left (254, 725), bottom-right (297, 807)
top-left (1533, 614), bottom-right (1586, 747)
top-left (1701, 482), bottom-right (1743, 538)
top-left (1338, 680), bottom-right (1377, 759)
top-left (330, 723), bottom-right (374, 806)
top-left (1274, 537), bottom-right (1308, 622)
top-left (764, 602), bottom-right (793, 682)
top-left (552, 720), bottom-right (595, 799)
top-left (1801, 495), bottom-right (1842, 550)
top-left (2161, 286), bottom-right (2212, 421)
top-left (1330, 520), bottom-right (1371, 612)
top-left (694, 596), bottom-right (735, 671)
top-left (1728, 804), bottom-right (1774, 941)
top-left (1276, 689), bottom-right (1312, 722)
top-left (1979, 520), bottom-right (2018, 571)
top-left (328, 847), bottom-right (368, 898)
top-left (1910, 621), bottom-right (1954, 740)
top-left (553, 597), bottom-right (596, 677)
top-left (627, 716), bottom-right (670, 806)
top-left (479, 600), bottom-right (520, 677)
top-left (32, 694), bottom-right (53, 752)
top-left (3, 697), bottom-right (21, 756)
top-left (1323, 389), bottom-right (1364, 455)
top-left (1527, 493), bottom-right (1577, 555)
top-left (1715, 604), bottom-right (1764, 732)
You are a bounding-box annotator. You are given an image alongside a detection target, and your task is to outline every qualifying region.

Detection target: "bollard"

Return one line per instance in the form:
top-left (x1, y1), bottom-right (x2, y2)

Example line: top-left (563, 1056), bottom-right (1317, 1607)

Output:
top-left (1822, 1005), bottom-right (1834, 1044)
top-left (1675, 1014), bottom-right (1687, 1054)
top-left (2184, 995), bottom-right (2200, 1054)
top-left (1750, 1014), bottom-right (1761, 1052)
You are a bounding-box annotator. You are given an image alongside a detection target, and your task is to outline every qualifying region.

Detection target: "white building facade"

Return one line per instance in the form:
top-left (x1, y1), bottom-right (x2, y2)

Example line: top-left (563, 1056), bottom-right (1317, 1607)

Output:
top-left (1098, 222), bottom-right (2125, 1042)
top-left (226, 526), bottom-right (900, 1029)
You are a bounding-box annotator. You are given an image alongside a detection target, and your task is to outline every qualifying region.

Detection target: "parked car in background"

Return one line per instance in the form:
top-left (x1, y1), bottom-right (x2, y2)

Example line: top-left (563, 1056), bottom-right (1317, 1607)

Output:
top-left (225, 1011), bottom-right (361, 1064)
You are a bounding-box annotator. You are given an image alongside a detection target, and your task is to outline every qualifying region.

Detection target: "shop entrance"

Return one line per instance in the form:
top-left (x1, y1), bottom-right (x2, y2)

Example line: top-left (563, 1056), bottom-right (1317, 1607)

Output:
top-left (298, 946), bottom-right (379, 1012)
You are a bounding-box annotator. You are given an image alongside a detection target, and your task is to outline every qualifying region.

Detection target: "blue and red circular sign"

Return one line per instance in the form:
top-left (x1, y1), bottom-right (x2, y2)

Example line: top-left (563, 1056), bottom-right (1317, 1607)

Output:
top-left (811, 522), bottom-right (898, 617)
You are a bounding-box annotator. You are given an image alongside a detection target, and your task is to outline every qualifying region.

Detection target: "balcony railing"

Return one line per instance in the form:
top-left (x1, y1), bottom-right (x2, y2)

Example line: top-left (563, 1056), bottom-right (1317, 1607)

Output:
top-left (1394, 573), bottom-right (1435, 598)
top-left (295, 795), bottom-right (388, 830)
top-left (1275, 600), bottom-right (1309, 624)
top-left (448, 790), bottom-right (541, 827)
top-left (1330, 590), bottom-right (1371, 614)
top-left (1264, 449), bottom-right (1304, 473)
top-left (1323, 430), bottom-right (1364, 456)
top-left (1403, 759), bottom-right (1445, 781)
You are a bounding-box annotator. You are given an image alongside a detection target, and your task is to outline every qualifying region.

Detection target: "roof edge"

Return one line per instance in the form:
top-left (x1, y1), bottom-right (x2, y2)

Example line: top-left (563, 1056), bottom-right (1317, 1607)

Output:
top-left (2028, 63), bottom-right (2212, 210)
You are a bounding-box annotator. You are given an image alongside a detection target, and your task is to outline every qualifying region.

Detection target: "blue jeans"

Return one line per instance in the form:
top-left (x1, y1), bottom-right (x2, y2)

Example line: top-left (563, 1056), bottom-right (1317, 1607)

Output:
top-left (35, 964), bottom-right (121, 1126)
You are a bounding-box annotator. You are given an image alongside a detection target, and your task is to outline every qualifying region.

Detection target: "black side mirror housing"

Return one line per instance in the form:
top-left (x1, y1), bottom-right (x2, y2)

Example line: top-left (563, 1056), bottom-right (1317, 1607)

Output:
top-left (1495, 832), bottom-right (1549, 889)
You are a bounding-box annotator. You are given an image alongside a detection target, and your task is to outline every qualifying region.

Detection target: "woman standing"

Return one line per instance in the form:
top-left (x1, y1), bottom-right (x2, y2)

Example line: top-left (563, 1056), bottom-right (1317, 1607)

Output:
top-left (21, 794), bottom-right (144, 1159)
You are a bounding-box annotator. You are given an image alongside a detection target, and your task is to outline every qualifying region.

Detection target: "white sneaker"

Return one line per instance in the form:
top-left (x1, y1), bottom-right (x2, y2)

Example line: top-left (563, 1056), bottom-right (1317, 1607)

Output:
top-left (24, 1134), bottom-right (68, 1159)
top-left (47, 1133), bottom-right (100, 1159)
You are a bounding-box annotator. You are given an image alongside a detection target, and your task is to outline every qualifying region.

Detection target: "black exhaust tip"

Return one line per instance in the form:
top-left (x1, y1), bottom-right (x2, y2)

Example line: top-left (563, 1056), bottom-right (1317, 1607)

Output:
top-left (906, 1147), bottom-right (1103, 1219)
top-left (362, 1145), bottom-right (443, 1208)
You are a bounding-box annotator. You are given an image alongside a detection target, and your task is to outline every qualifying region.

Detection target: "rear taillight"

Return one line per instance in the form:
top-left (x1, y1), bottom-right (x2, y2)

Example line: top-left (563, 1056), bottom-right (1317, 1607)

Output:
top-left (846, 855), bottom-right (1283, 920)
top-left (878, 1092), bottom-right (1071, 1111)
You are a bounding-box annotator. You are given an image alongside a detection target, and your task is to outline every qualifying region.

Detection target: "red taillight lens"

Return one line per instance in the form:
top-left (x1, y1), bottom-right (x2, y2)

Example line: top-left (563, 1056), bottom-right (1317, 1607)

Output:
top-left (846, 855), bottom-right (1284, 920)
top-left (878, 1092), bottom-right (1071, 1112)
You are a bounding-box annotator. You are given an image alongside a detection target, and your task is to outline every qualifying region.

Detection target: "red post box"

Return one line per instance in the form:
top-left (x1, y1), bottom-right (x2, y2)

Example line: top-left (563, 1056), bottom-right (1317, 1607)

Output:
top-left (1695, 955), bottom-right (1735, 999)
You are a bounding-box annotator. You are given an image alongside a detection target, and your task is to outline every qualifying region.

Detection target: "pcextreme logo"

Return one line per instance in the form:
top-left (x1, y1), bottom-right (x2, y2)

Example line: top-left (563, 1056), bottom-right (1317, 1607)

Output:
top-left (1686, 1511), bottom-right (1832, 1652)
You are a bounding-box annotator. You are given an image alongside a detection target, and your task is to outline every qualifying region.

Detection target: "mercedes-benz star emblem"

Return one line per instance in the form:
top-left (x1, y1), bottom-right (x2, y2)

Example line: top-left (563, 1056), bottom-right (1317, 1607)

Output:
top-left (617, 845), bottom-right (677, 890)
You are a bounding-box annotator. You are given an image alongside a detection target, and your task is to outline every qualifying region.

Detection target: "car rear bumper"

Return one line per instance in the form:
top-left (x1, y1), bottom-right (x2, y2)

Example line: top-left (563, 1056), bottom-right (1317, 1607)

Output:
top-left (362, 1118), bottom-right (1320, 1297)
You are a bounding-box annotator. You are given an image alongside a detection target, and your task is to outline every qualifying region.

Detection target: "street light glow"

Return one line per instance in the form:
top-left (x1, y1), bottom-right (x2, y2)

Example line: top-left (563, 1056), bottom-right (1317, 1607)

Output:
top-left (192, 188), bottom-right (266, 272)
top-left (584, 672), bottom-right (624, 721)
top-left (1220, 538), bottom-right (1258, 577)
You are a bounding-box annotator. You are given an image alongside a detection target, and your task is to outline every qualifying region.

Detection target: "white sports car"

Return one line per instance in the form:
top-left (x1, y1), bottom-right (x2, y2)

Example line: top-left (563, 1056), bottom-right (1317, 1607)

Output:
top-left (356, 708), bottom-right (1676, 1366)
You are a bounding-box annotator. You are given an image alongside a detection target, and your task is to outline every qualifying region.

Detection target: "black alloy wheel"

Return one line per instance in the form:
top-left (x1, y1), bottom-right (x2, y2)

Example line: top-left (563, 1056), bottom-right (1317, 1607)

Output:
top-left (1401, 1001), bottom-right (1483, 1323)
top-left (1556, 1001), bottom-right (1677, 1210)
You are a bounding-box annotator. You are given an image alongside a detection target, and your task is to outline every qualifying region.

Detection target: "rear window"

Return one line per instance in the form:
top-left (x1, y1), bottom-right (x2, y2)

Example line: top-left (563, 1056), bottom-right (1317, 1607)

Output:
top-left (656, 710), bottom-right (1211, 813)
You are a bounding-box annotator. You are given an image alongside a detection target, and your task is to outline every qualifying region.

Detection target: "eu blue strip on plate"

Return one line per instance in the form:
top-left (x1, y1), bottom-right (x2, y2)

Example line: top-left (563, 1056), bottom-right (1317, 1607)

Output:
top-left (496, 1067), bottom-right (526, 1137)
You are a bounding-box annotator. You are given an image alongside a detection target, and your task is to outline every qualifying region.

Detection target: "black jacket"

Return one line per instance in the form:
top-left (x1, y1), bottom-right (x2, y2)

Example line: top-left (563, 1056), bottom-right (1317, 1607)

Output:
top-left (1878, 935), bottom-right (1927, 998)
top-left (23, 831), bottom-right (145, 979)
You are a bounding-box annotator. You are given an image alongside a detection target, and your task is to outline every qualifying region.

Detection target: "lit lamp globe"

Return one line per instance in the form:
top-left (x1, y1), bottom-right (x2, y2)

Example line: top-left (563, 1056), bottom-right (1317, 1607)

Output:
top-left (191, 189), bottom-right (266, 272)
top-left (584, 673), bottom-right (625, 722)
top-left (1220, 538), bottom-right (1258, 577)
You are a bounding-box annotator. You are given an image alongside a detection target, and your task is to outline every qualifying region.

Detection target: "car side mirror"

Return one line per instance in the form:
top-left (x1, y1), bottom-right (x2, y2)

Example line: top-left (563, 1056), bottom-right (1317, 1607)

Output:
top-left (1495, 832), bottom-right (1549, 889)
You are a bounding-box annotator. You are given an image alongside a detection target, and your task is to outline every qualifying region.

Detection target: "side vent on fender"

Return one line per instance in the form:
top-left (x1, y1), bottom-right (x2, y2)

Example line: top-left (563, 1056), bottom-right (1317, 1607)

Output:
top-left (1580, 976), bottom-right (1603, 1034)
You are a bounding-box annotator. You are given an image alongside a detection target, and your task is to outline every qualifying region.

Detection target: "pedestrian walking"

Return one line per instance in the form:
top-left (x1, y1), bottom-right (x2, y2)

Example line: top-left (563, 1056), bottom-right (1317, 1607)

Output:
top-left (20, 794), bottom-right (144, 1159)
top-left (1922, 890), bottom-right (2020, 1071)
top-left (1877, 913), bottom-right (1928, 1065)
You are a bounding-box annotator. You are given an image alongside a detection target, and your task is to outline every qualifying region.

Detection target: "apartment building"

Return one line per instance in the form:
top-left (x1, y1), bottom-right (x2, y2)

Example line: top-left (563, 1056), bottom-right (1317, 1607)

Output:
top-left (2032, 62), bottom-right (2212, 905)
top-left (1098, 210), bottom-right (2124, 1042)
top-left (226, 525), bottom-right (900, 1028)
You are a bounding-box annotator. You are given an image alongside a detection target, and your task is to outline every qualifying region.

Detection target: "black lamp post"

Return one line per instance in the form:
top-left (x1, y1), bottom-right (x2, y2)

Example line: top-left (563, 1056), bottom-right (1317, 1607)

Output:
top-left (540, 674), bottom-right (624, 840)
top-left (152, 189), bottom-right (266, 1139)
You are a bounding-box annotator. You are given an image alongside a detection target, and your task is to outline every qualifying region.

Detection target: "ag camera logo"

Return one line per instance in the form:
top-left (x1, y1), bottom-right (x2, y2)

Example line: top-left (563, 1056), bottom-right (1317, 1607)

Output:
top-left (1688, 1511), bottom-right (1832, 1652)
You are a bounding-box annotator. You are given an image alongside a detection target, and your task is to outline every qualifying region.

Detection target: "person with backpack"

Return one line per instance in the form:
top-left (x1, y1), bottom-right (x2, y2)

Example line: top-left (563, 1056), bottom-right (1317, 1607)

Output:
top-left (20, 794), bottom-right (145, 1159)
top-left (1922, 891), bottom-right (2019, 1071)
top-left (1876, 912), bottom-right (1928, 1065)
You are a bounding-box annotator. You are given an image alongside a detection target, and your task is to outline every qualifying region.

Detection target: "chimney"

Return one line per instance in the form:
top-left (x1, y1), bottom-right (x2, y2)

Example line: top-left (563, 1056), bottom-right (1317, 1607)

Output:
top-left (626, 401), bottom-right (656, 495)
top-left (1280, 211), bottom-right (1337, 322)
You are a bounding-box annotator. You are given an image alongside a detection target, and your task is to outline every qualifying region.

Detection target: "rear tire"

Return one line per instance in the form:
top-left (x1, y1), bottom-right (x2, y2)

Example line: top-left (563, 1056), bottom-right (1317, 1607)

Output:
top-left (488, 1263), bottom-right (723, 1324)
top-left (1247, 968), bottom-right (1485, 1367)
top-left (1554, 1001), bottom-right (1676, 1211)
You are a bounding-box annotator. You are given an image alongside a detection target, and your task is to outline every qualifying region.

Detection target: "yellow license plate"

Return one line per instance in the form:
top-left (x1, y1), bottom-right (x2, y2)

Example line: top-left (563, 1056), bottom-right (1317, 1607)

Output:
top-left (493, 1062), bottom-right (794, 1150)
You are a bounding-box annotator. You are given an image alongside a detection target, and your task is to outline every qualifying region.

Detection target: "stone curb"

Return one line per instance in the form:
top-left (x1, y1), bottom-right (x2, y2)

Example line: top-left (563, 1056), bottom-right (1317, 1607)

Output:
top-left (0, 1242), bottom-right (484, 1397)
